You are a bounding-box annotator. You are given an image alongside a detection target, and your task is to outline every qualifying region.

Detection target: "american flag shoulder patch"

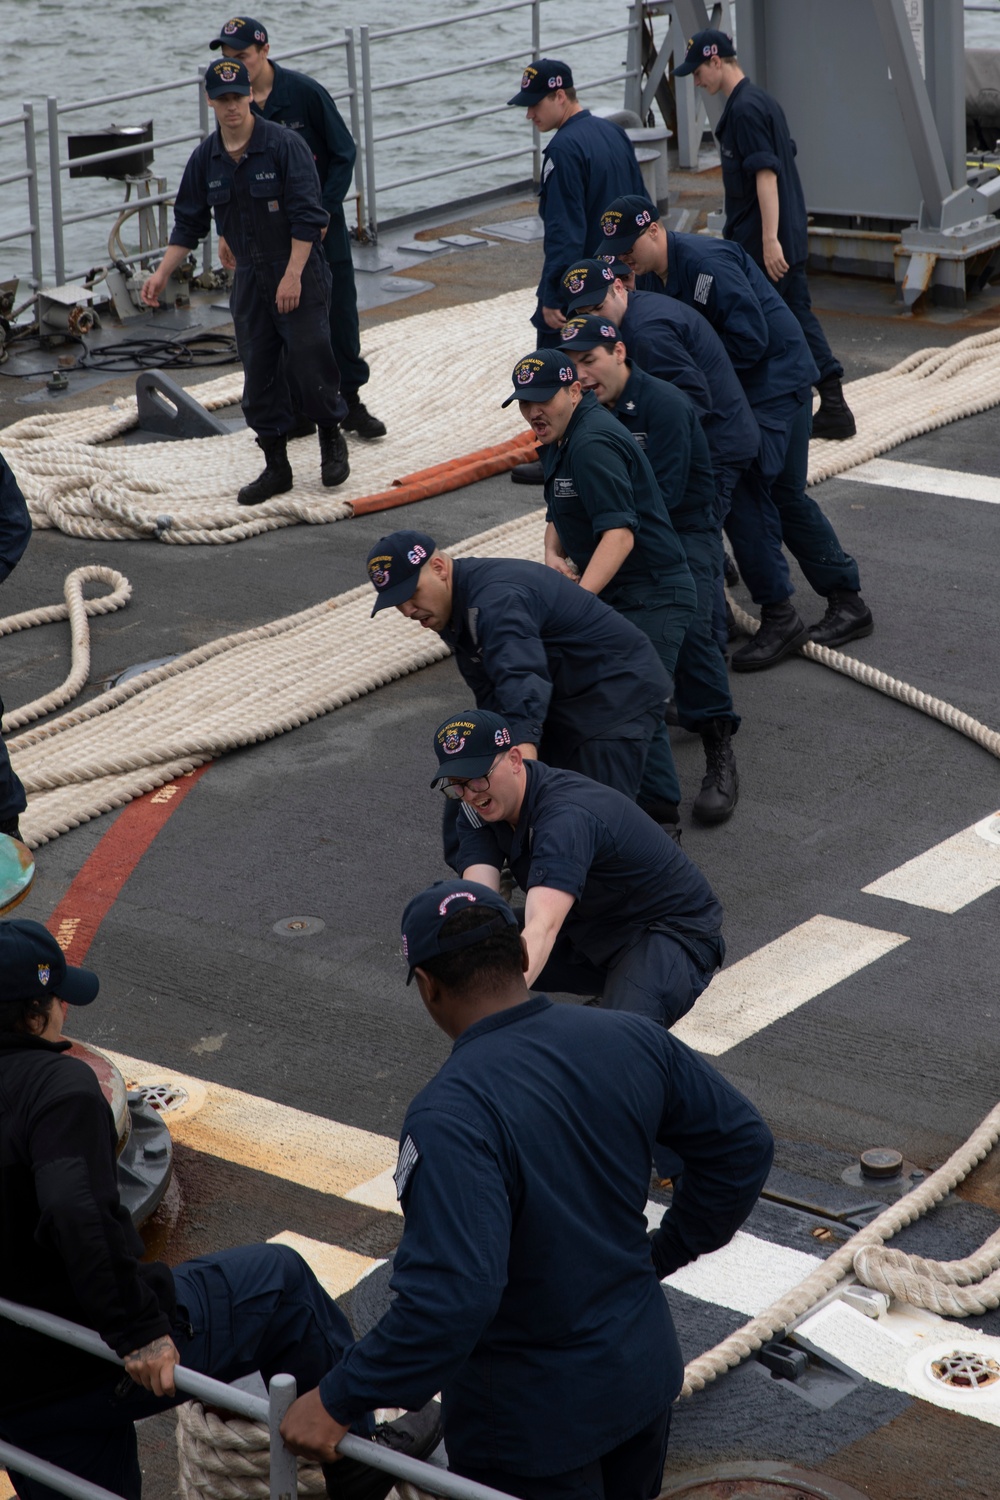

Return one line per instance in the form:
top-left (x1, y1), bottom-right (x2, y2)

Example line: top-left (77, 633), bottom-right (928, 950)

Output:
top-left (394, 1134), bottom-right (420, 1199)
top-left (693, 272), bottom-right (714, 305)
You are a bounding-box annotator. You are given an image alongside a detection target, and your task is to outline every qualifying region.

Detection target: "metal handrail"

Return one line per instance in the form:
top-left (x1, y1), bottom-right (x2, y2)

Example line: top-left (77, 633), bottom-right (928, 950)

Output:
top-left (0, 1297), bottom-right (518, 1500)
top-left (368, 0), bottom-right (535, 43)
top-left (0, 103), bottom-right (43, 286)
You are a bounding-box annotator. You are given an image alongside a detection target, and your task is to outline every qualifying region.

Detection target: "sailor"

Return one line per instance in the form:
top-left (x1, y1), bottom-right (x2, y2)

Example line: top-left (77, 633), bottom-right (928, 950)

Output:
top-left (559, 315), bottom-right (740, 824)
top-left (282, 877), bottom-right (772, 1500)
top-left (432, 710), bottom-right (724, 1022)
top-left (602, 198), bottom-right (875, 664)
top-left (0, 453), bottom-right (31, 841)
top-left (504, 347), bottom-right (695, 835)
top-left (0, 919), bottom-right (439, 1500)
top-left (210, 16), bottom-right (386, 440)
top-left (141, 61), bottom-right (350, 506)
top-left (365, 528), bottom-right (669, 804)
top-left (559, 260), bottom-right (759, 651)
top-left (505, 57), bottom-right (648, 485)
top-left (675, 28), bottom-right (856, 440)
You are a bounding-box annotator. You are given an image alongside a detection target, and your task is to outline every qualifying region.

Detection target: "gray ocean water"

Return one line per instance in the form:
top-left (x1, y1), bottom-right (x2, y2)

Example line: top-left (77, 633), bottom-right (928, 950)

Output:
top-left (0, 1), bottom-right (998, 284)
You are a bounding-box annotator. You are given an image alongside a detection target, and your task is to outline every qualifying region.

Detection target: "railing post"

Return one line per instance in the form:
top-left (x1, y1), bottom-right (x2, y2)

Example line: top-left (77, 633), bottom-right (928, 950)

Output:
top-left (359, 25), bottom-right (378, 240)
top-left (23, 102), bottom-right (44, 289)
top-left (624, 3), bottom-right (643, 119)
top-left (531, 0), bottom-right (542, 187)
top-left (267, 1374), bottom-right (298, 1500)
top-left (47, 95), bottom-right (64, 285)
top-left (198, 82), bottom-right (213, 275)
top-left (344, 28), bottom-right (367, 236)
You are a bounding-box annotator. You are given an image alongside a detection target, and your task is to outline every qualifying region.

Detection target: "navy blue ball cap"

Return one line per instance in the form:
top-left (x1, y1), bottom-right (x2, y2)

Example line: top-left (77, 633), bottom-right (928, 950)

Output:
top-left (597, 195), bottom-right (659, 254)
top-left (401, 879), bottom-right (518, 983)
top-left (674, 28), bottom-right (736, 77)
top-left (0, 919), bottom-right (99, 1007)
top-left (366, 530), bottom-right (437, 616)
top-left (507, 58), bottom-right (574, 107)
top-left (431, 709), bottom-right (513, 787)
top-left (560, 314), bottom-right (622, 352)
top-left (559, 258), bottom-right (617, 314)
top-left (590, 249), bottom-right (633, 280)
top-left (502, 348), bottom-right (578, 408)
top-left (204, 58), bottom-right (252, 98)
top-left (209, 16), bottom-right (269, 50)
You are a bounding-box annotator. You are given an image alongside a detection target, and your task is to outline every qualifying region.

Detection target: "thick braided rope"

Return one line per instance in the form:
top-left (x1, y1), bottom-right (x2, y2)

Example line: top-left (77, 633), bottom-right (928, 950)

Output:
top-left (853, 1237), bottom-right (1000, 1317)
top-left (0, 567), bottom-right (131, 732)
top-left (175, 1403), bottom-right (325, 1500)
top-left (726, 598), bottom-right (1000, 761)
top-left (680, 1096), bottom-right (1000, 1396)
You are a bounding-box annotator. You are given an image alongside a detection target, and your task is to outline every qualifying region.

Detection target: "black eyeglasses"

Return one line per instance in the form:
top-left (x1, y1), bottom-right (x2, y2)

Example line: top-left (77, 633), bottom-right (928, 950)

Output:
top-left (438, 751), bottom-right (507, 801)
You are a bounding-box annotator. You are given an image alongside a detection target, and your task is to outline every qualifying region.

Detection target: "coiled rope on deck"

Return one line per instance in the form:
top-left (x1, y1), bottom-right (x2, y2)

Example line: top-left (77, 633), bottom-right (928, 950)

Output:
top-left (680, 1096), bottom-right (1000, 1396)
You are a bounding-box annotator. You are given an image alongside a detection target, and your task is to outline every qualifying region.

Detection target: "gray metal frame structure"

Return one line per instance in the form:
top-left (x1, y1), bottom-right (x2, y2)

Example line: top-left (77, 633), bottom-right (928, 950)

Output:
top-left (0, 1298), bottom-right (517, 1500)
top-left (653, 0), bottom-right (1000, 304)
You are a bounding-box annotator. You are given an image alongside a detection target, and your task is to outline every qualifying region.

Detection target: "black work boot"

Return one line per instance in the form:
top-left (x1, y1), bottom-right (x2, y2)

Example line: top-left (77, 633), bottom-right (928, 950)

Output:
top-left (808, 590), bottom-right (874, 648)
top-left (319, 424), bottom-right (351, 487)
top-left (323, 1399), bottom-right (442, 1500)
top-left (730, 599), bottom-right (809, 672)
top-left (811, 375), bottom-right (857, 441)
top-left (285, 414), bottom-right (317, 440)
top-left (341, 398), bottom-right (386, 440)
top-left (237, 436), bottom-right (293, 506)
top-left (0, 816), bottom-right (24, 842)
top-left (723, 551), bottom-right (740, 588)
top-left (511, 458), bottom-right (545, 485)
top-left (693, 720), bottom-right (739, 825)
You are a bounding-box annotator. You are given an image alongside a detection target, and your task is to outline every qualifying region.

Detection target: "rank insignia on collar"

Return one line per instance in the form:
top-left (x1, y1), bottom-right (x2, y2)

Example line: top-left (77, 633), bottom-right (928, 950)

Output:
top-left (625, 400), bottom-right (636, 410)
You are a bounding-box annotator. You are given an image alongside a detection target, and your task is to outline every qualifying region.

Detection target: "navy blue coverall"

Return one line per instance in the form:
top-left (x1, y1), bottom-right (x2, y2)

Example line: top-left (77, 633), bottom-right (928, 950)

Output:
top-left (540, 392), bottom-right (695, 814)
top-left (716, 77), bottom-right (841, 383)
top-left (454, 760), bottom-right (724, 1025)
top-left (252, 61), bottom-right (370, 400)
top-left (609, 363), bottom-right (739, 734)
top-left (0, 454), bottom-right (31, 829)
top-left (441, 556), bottom-right (669, 797)
top-left (536, 112), bottom-right (646, 346)
top-left (318, 995), bottom-right (773, 1498)
top-left (662, 231), bottom-right (860, 606)
top-left (169, 116), bottom-right (346, 438)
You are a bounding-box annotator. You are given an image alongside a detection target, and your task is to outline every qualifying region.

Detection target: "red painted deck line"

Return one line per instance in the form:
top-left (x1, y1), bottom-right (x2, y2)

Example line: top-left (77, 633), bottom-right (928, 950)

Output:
top-left (46, 766), bottom-right (212, 964)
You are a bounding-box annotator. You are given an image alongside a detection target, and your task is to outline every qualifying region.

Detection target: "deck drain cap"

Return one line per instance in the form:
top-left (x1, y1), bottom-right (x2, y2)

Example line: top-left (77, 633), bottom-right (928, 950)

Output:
top-left (859, 1147), bottom-right (904, 1179)
top-left (134, 1082), bottom-right (189, 1114)
top-left (658, 1462), bottom-right (870, 1498)
top-left (272, 915), bottom-right (325, 937)
top-left (928, 1349), bottom-right (1000, 1391)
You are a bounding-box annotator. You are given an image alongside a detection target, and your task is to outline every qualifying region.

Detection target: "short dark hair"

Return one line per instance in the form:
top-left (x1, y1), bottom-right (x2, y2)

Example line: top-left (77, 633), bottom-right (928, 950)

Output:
top-left (0, 993), bottom-right (54, 1035)
top-left (419, 905), bottom-right (523, 993)
top-left (547, 85), bottom-right (577, 103)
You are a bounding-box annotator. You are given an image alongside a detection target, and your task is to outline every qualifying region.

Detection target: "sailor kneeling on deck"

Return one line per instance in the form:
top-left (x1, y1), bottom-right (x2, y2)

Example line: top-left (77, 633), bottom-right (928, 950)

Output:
top-left (280, 878), bottom-right (774, 1500)
top-left (141, 60), bottom-right (350, 506)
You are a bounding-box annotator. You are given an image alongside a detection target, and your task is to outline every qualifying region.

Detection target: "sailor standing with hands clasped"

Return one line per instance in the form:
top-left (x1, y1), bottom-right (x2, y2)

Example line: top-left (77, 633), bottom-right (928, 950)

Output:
top-left (142, 60), bottom-right (351, 506)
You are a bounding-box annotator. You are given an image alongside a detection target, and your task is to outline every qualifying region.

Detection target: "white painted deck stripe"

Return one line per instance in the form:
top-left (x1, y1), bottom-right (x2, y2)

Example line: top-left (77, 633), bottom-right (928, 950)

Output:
top-left (672, 916), bottom-right (909, 1056)
top-left (267, 1231), bottom-right (384, 1298)
top-left (841, 458), bottom-right (1000, 505)
top-left (659, 1227), bottom-right (823, 1317)
top-left (863, 813), bottom-right (1000, 912)
top-left (798, 1298), bottom-right (1000, 1427)
top-left (104, 1052), bottom-right (402, 1212)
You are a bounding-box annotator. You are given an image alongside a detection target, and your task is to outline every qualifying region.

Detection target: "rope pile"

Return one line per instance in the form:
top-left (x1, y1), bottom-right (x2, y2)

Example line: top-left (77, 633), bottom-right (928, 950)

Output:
top-left (0, 291), bottom-right (536, 545)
